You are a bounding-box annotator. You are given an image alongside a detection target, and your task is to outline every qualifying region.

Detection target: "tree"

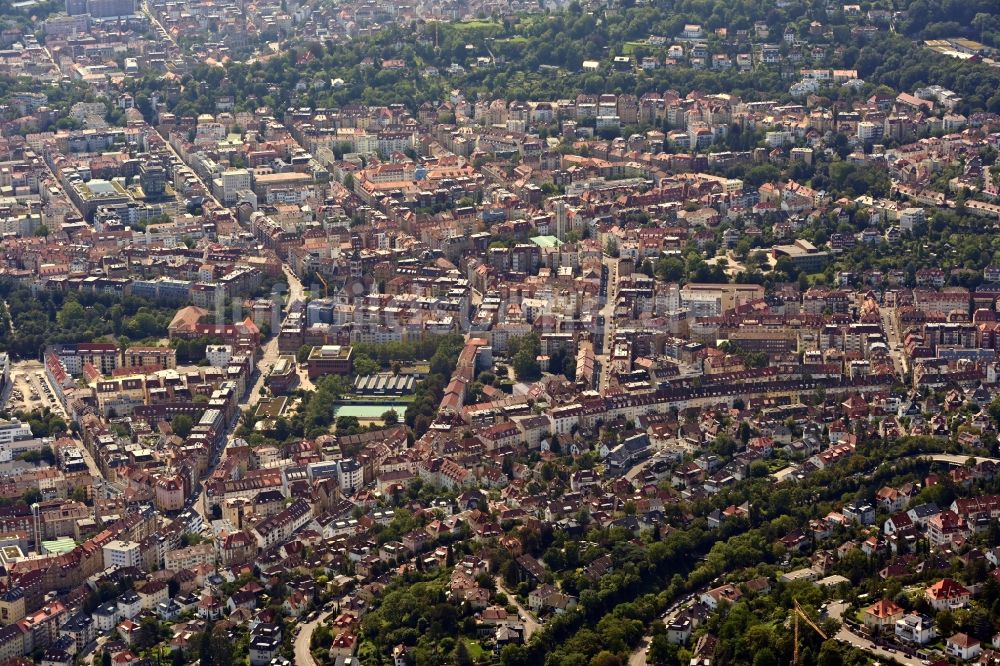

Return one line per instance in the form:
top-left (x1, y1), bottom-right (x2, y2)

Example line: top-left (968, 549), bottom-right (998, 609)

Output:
top-left (739, 421), bottom-right (752, 444)
top-left (172, 414), bottom-right (194, 439)
top-left (139, 615), bottom-right (161, 648)
top-left (502, 559), bottom-right (518, 587)
top-left (987, 396), bottom-right (1000, 428)
top-left (590, 652), bottom-right (623, 666)
top-left (513, 350), bottom-right (540, 381)
top-left (937, 609), bottom-right (956, 637)
top-left (57, 301), bottom-right (85, 328)
top-left (648, 635), bottom-right (678, 665)
top-left (816, 640), bottom-right (844, 666)
top-left (454, 640), bottom-right (473, 666)
top-left (102, 651), bottom-right (112, 666)
top-left (206, 626), bottom-right (234, 666)
top-left (336, 415), bottom-right (361, 435)
top-left (509, 334), bottom-right (542, 381)
top-left (311, 624), bottom-right (333, 649)
top-left (297, 344), bottom-right (312, 364)
top-left (605, 238), bottom-right (620, 258)
top-left (273, 417), bottom-right (290, 441)
top-left (382, 409), bottom-right (399, 425)
top-left (752, 648), bottom-right (779, 666)
top-left (199, 629), bottom-right (213, 666)
top-left (500, 645), bottom-right (529, 666)
top-left (656, 256), bottom-right (686, 282)
top-left (353, 352), bottom-right (380, 377)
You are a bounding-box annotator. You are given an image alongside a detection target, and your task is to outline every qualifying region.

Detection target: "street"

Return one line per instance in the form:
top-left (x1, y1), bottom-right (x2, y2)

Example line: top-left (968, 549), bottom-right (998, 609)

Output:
top-left (284, 264), bottom-right (305, 304)
top-left (83, 635), bottom-right (109, 666)
top-left (152, 124), bottom-right (223, 210)
top-left (141, 0), bottom-right (181, 53)
top-left (628, 635), bottom-right (650, 666)
top-left (194, 264), bottom-right (305, 523)
top-left (596, 255), bottom-right (620, 393)
top-left (244, 264), bottom-right (305, 404)
top-left (293, 610), bottom-right (333, 666)
top-left (879, 305), bottom-right (908, 379)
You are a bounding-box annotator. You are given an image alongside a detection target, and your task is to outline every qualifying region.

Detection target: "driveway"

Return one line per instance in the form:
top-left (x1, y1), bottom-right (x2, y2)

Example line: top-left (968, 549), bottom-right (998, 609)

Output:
top-left (929, 454), bottom-right (1000, 466)
top-left (628, 598), bottom-right (693, 666)
top-left (495, 578), bottom-right (541, 640)
top-left (828, 601), bottom-right (928, 666)
top-left (771, 453), bottom-right (1000, 482)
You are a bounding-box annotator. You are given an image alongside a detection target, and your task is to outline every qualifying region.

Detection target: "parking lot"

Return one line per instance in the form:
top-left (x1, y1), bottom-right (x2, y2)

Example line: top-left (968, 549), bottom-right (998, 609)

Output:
top-left (4, 360), bottom-right (65, 416)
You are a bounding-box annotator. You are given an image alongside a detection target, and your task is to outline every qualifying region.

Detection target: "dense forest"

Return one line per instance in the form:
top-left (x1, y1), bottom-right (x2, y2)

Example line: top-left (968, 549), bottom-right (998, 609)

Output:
top-left (0, 0), bottom-right (62, 34)
top-left (0, 285), bottom-right (178, 358)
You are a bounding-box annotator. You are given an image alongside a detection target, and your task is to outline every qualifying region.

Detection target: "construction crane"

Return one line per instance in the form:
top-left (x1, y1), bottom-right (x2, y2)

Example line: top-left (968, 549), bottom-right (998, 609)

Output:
top-left (316, 272), bottom-right (329, 298)
top-left (792, 599), bottom-right (828, 666)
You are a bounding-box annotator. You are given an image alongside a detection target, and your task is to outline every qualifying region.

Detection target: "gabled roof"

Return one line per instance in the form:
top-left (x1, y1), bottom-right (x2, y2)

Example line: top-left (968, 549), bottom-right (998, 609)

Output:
top-left (865, 598), bottom-right (903, 619)
top-left (926, 578), bottom-right (970, 600)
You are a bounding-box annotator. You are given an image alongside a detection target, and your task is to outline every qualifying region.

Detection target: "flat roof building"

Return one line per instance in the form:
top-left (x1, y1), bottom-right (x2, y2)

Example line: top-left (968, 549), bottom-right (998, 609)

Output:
top-left (307, 345), bottom-right (353, 380)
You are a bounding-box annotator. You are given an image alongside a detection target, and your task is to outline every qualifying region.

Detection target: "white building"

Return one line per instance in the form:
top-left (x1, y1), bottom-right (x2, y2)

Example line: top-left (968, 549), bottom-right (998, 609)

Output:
top-left (682, 24), bottom-right (704, 39)
top-left (596, 115), bottom-right (621, 130)
top-left (0, 420), bottom-right (33, 463)
top-left (898, 207), bottom-right (925, 232)
top-left (857, 121), bottom-right (882, 142)
top-left (765, 131), bottom-right (794, 147)
top-left (205, 345), bottom-right (234, 368)
top-left (337, 459), bottom-right (363, 493)
top-left (895, 612), bottom-right (936, 645)
top-left (790, 79), bottom-right (820, 98)
top-left (117, 590), bottom-right (142, 619)
top-left (220, 169), bottom-right (252, 205)
top-left (102, 540), bottom-right (141, 569)
top-left (0, 419), bottom-right (32, 445)
top-left (164, 543), bottom-right (215, 571)
top-left (946, 633), bottom-right (982, 661)
top-left (91, 602), bottom-right (119, 632)
top-left (251, 498), bottom-right (312, 550)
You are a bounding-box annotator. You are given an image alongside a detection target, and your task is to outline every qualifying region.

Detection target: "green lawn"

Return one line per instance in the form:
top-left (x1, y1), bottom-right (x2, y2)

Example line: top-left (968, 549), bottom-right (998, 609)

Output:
top-left (462, 638), bottom-right (486, 659)
top-left (767, 460), bottom-right (789, 473)
top-left (333, 402), bottom-right (411, 419)
top-left (453, 19), bottom-right (500, 31)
